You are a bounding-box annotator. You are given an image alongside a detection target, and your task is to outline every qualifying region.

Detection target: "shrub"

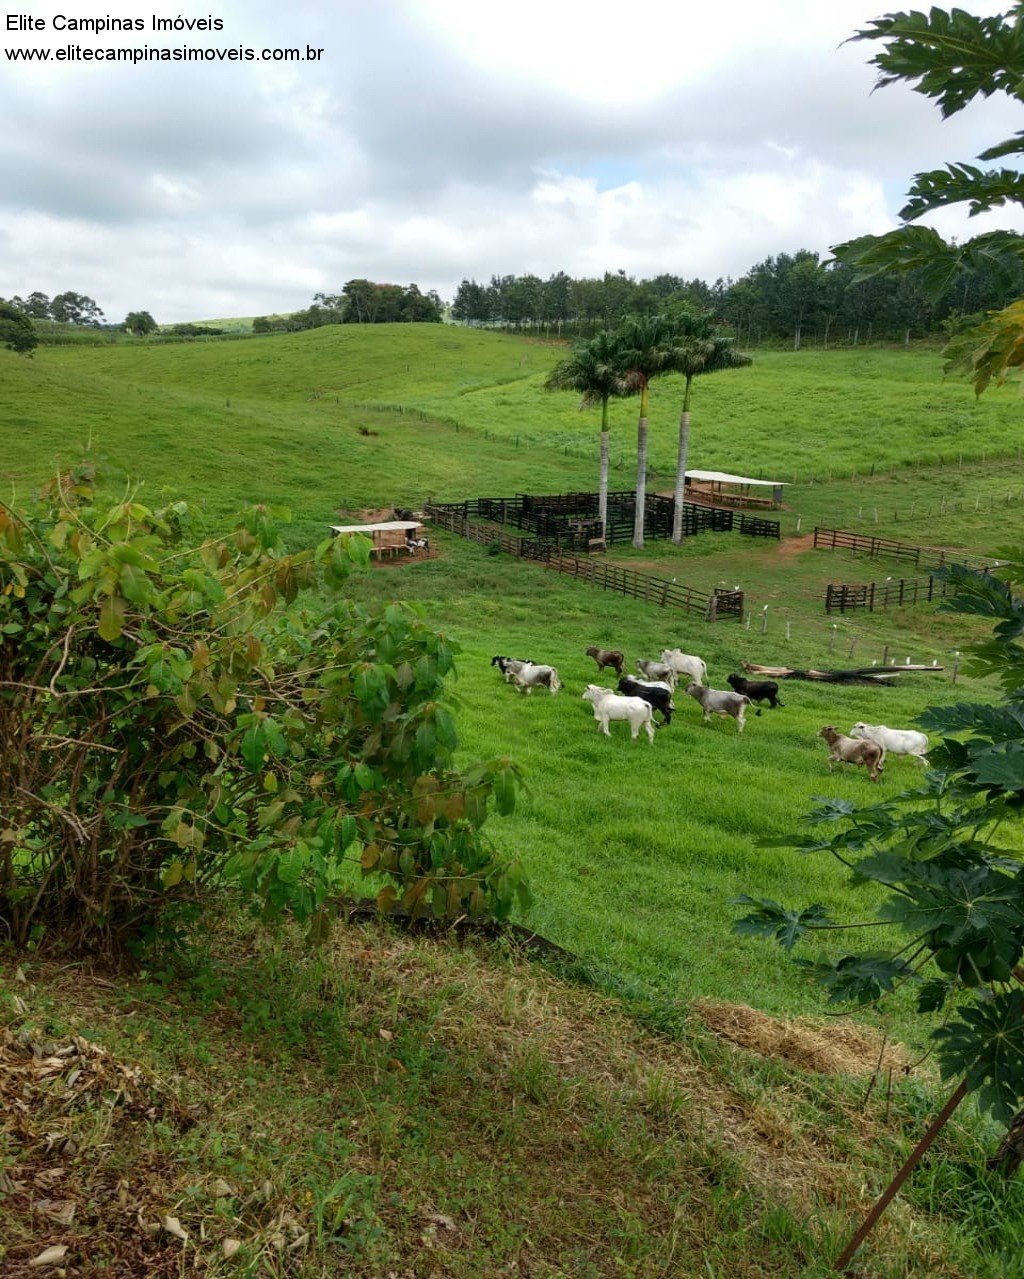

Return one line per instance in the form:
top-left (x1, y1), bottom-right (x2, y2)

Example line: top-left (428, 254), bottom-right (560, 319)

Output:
top-left (0, 467), bottom-right (526, 954)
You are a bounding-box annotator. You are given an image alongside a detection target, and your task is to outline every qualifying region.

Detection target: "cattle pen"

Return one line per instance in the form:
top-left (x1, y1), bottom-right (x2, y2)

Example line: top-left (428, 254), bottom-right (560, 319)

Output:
top-left (430, 491), bottom-right (779, 551)
top-left (423, 501), bottom-right (744, 622)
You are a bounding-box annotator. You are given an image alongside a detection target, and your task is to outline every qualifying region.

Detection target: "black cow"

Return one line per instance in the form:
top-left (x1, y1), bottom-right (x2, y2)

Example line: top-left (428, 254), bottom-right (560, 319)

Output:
top-left (618, 676), bottom-right (674, 725)
top-left (726, 672), bottom-right (783, 716)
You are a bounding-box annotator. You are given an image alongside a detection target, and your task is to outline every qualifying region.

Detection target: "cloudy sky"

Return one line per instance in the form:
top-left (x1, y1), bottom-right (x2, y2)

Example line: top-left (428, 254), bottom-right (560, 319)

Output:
top-left (1, 0), bottom-right (1020, 322)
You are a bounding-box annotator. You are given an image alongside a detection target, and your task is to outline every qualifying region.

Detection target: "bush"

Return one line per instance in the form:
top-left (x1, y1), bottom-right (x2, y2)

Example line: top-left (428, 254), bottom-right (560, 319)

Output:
top-left (0, 467), bottom-right (526, 954)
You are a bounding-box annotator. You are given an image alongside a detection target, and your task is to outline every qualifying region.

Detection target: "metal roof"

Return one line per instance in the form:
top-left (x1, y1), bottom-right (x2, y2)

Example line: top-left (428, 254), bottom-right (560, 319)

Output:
top-left (330, 521), bottom-right (424, 535)
top-left (686, 470), bottom-right (786, 487)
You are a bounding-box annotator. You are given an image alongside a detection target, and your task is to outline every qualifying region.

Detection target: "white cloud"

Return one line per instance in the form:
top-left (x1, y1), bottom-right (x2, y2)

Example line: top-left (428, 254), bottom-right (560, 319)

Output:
top-left (0, 0), bottom-right (1018, 320)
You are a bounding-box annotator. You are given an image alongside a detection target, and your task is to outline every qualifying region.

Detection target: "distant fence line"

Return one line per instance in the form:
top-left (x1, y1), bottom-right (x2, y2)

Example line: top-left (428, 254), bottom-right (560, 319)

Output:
top-left (825, 576), bottom-right (958, 614)
top-left (423, 502), bottom-right (743, 622)
top-left (813, 526), bottom-right (993, 572)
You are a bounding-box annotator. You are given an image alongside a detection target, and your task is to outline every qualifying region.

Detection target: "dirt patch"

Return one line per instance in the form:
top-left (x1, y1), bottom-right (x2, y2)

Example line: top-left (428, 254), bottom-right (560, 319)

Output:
top-left (694, 999), bottom-right (910, 1078)
top-left (774, 532), bottom-right (816, 559)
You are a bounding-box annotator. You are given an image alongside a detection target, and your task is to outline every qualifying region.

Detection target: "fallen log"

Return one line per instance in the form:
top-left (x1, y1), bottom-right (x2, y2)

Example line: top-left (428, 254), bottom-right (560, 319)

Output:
top-left (742, 662), bottom-right (904, 686)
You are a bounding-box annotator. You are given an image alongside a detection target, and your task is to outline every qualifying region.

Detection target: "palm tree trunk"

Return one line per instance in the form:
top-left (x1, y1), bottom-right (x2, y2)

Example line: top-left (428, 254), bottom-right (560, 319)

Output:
top-left (633, 386), bottom-right (649, 549)
top-left (599, 396), bottom-right (610, 535)
top-left (671, 379), bottom-right (694, 545)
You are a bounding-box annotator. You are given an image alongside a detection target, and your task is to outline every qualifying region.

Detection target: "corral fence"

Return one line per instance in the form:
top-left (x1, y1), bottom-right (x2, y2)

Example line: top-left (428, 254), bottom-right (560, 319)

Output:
top-left (435, 491), bottom-right (777, 550)
top-left (813, 527), bottom-right (991, 571)
top-left (825, 576), bottom-right (957, 614)
top-left (423, 502), bottom-right (743, 621)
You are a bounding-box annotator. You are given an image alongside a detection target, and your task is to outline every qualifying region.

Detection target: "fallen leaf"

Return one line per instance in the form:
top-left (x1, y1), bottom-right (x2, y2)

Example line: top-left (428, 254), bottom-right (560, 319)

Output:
top-left (15, 966), bottom-right (27, 984)
top-left (162, 1214), bottom-right (188, 1243)
top-left (34, 1199), bottom-right (76, 1226)
top-left (221, 1238), bottom-right (241, 1259)
top-left (28, 1245), bottom-right (68, 1268)
top-left (378, 1028), bottom-right (394, 1041)
top-left (210, 1178), bottom-right (235, 1200)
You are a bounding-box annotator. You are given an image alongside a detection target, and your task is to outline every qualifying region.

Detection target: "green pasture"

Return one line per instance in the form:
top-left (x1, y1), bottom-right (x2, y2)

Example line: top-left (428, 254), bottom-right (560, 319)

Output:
top-left (0, 325), bottom-right (1018, 1043)
top-left (4, 327), bottom-right (1024, 525)
top-left (339, 536), bottom-right (1000, 1049)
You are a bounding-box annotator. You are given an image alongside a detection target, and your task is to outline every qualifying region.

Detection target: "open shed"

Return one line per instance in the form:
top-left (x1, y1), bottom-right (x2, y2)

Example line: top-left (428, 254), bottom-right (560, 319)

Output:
top-left (684, 470), bottom-right (787, 510)
top-left (330, 520), bottom-right (426, 560)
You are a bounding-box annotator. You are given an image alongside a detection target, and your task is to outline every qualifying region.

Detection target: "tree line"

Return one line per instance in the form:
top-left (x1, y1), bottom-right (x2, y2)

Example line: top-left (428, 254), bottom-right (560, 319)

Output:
top-left (253, 280), bottom-right (444, 332)
top-left (452, 250), bottom-right (1024, 346)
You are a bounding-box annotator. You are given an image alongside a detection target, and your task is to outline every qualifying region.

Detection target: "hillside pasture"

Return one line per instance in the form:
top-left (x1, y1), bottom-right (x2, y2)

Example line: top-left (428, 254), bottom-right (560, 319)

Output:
top-left (338, 536), bottom-right (996, 1047)
top-left (5, 328), bottom-right (1024, 513)
top-left (0, 326), bottom-right (1013, 1040)
top-left (4, 325), bottom-right (1024, 1274)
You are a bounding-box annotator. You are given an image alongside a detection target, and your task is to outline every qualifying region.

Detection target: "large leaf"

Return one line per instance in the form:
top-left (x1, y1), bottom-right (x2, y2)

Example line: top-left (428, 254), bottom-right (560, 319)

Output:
top-left (849, 8), bottom-right (1024, 118)
top-left (933, 991), bottom-right (1024, 1123)
top-left (730, 897), bottom-right (834, 950)
top-left (793, 952), bottom-right (915, 1006)
top-left (900, 163), bottom-right (1024, 220)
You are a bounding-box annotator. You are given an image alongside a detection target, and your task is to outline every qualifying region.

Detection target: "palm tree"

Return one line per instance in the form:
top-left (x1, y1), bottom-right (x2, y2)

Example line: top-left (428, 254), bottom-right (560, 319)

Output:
top-left (665, 311), bottom-right (752, 544)
top-left (615, 314), bottom-right (676, 548)
top-left (544, 330), bottom-right (628, 535)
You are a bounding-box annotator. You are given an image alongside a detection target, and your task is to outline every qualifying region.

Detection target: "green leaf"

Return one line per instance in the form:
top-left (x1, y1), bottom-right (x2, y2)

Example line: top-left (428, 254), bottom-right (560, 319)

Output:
top-left (730, 897), bottom-right (835, 951)
top-left (793, 952), bottom-right (915, 1006)
top-left (933, 991), bottom-right (1024, 1124)
top-left (97, 592), bottom-right (125, 642)
top-left (241, 724), bottom-right (267, 771)
top-left (493, 765), bottom-right (516, 817)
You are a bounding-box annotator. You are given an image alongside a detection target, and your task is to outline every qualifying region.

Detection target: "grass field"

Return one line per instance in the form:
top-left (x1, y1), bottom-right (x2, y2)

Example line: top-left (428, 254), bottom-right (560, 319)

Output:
top-left (3, 325), bottom-right (1024, 1276)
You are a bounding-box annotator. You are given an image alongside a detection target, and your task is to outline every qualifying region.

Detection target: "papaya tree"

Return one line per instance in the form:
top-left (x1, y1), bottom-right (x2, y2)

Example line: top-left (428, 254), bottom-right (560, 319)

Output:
top-left (831, 4), bottom-right (1024, 394)
top-left (735, 558), bottom-right (1024, 1181)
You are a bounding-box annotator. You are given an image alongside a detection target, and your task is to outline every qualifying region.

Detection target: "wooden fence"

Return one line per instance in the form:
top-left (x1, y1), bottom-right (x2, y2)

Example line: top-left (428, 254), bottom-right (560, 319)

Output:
top-left (813, 527), bottom-right (989, 571)
top-left (424, 504), bottom-right (742, 621)
top-left (739, 515), bottom-right (781, 539)
top-left (825, 576), bottom-right (956, 613)
top-left (428, 490), bottom-right (778, 548)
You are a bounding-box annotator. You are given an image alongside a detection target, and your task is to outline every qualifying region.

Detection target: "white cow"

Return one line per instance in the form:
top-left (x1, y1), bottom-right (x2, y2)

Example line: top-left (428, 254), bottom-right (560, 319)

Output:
top-left (582, 685), bottom-right (655, 744)
top-left (849, 722), bottom-right (929, 765)
top-left (661, 648), bottom-right (708, 686)
top-left (510, 661), bottom-right (561, 695)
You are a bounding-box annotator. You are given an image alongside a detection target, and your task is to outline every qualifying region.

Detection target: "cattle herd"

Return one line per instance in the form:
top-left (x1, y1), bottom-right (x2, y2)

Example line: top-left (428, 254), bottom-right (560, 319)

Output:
top-left (490, 647), bottom-right (929, 780)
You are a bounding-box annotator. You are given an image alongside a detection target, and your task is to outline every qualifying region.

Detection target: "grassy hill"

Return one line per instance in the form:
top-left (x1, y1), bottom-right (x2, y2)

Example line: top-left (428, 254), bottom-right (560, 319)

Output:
top-left (3, 325), bottom-right (1024, 1276)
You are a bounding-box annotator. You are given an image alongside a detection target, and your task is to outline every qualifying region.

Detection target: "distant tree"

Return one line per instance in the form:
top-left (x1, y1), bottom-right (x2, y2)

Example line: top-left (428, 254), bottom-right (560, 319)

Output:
top-left (664, 310), bottom-right (752, 543)
top-left (0, 301), bottom-right (38, 354)
top-left (342, 279), bottom-right (382, 323)
top-left (124, 310), bottom-right (157, 336)
top-left (9, 291), bottom-right (51, 319)
top-left (399, 284), bottom-right (444, 323)
top-left (615, 313), bottom-right (677, 548)
top-left (50, 291), bottom-right (105, 326)
top-left (170, 323), bottom-right (226, 337)
top-left (452, 279), bottom-right (490, 324)
top-left (545, 329), bottom-right (631, 534)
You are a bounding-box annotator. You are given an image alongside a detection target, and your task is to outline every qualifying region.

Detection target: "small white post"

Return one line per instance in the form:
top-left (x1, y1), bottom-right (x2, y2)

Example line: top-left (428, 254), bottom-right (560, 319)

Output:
top-left (829, 624), bottom-right (838, 653)
top-left (786, 621), bottom-right (791, 641)
top-left (761, 605), bottom-right (768, 634)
